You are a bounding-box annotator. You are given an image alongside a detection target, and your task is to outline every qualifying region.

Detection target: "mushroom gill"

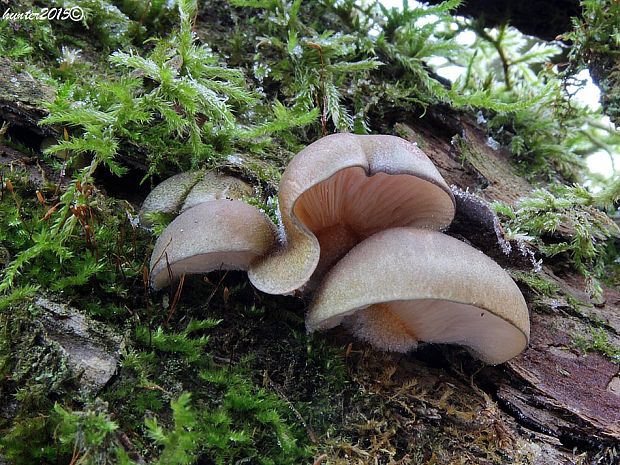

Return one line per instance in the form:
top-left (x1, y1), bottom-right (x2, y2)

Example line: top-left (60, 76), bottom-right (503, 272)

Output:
top-left (248, 134), bottom-right (455, 295)
top-left (306, 228), bottom-right (530, 365)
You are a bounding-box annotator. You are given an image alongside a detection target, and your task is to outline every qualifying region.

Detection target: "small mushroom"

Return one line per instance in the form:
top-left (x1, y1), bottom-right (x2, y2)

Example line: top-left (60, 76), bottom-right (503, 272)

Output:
top-left (139, 171), bottom-right (254, 228)
top-left (150, 200), bottom-right (277, 289)
top-left (249, 134), bottom-right (455, 295)
top-left (139, 172), bottom-right (201, 227)
top-left (181, 172), bottom-right (254, 211)
top-left (306, 228), bottom-right (530, 364)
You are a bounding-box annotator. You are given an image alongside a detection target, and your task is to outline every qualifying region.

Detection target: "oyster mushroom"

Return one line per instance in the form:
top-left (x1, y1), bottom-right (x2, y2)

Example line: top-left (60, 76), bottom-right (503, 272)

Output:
top-left (181, 172), bottom-right (253, 211)
top-left (139, 171), bottom-right (253, 228)
top-left (139, 172), bottom-right (200, 227)
top-left (306, 228), bottom-right (530, 364)
top-left (150, 200), bottom-right (277, 289)
top-left (248, 134), bottom-right (455, 295)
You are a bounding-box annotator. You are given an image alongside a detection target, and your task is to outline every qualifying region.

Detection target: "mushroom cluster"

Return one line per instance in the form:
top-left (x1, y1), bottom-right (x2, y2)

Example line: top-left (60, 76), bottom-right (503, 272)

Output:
top-left (248, 134), bottom-right (455, 294)
top-left (146, 134), bottom-right (530, 364)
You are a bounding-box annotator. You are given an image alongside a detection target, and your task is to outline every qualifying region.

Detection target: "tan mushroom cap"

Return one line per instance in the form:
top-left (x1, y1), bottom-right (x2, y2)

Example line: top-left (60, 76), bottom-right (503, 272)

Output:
top-left (150, 200), bottom-right (277, 289)
top-left (248, 134), bottom-right (455, 295)
top-left (181, 172), bottom-right (254, 212)
top-left (306, 228), bottom-right (530, 365)
top-left (139, 172), bottom-right (201, 227)
top-left (139, 171), bottom-right (254, 228)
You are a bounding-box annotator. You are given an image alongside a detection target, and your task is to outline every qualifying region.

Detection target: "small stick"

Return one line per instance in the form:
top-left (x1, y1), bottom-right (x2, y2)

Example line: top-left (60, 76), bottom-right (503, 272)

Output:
top-left (264, 371), bottom-right (318, 444)
top-left (116, 431), bottom-right (147, 465)
top-left (165, 274), bottom-right (185, 326)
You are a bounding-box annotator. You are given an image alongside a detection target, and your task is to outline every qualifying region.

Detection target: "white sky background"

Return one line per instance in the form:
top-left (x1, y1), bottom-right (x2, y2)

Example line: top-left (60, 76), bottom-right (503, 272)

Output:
top-left (378, 0), bottom-right (619, 180)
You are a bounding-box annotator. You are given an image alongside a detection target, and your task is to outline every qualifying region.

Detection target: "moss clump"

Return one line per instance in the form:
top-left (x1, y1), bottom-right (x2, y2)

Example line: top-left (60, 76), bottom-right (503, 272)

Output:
top-left (492, 185), bottom-right (620, 299)
top-left (320, 349), bottom-right (528, 464)
top-left (510, 271), bottom-right (560, 297)
top-left (565, 0), bottom-right (620, 126)
top-left (572, 326), bottom-right (620, 363)
top-left (40, 0), bottom-right (318, 187)
top-left (0, 172), bottom-right (145, 322)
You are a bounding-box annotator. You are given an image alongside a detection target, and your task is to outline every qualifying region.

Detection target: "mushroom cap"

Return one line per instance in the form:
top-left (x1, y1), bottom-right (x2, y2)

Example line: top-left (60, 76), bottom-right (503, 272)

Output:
top-left (139, 172), bottom-right (201, 227)
top-left (306, 228), bottom-right (530, 365)
top-left (139, 171), bottom-right (254, 228)
top-left (150, 200), bottom-right (277, 289)
top-left (181, 172), bottom-right (254, 212)
top-left (248, 133), bottom-right (455, 295)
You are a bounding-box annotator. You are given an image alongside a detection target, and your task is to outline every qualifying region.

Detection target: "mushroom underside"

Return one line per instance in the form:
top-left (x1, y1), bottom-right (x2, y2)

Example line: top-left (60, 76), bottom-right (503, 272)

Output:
top-left (292, 167), bottom-right (455, 282)
top-left (320, 299), bottom-right (527, 365)
top-left (294, 166), bottom-right (454, 237)
top-left (151, 250), bottom-right (262, 289)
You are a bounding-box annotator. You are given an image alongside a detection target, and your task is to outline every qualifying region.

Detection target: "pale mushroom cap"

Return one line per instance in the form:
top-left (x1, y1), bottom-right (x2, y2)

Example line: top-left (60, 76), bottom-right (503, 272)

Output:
top-left (181, 172), bottom-right (254, 212)
top-left (306, 228), bottom-right (530, 365)
top-left (150, 200), bottom-right (277, 289)
top-left (139, 172), bottom-right (201, 227)
top-left (139, 171), bottom-right (254, 228)
top-left (249, 134), bottom-right (455, 295)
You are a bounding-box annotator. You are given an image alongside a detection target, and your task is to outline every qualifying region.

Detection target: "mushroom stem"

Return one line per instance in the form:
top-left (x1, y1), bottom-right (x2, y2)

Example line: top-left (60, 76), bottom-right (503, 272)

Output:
top-left (344, 303), bottom-right (419, 353)
top-left (310, 224), bottom-right (360, 287)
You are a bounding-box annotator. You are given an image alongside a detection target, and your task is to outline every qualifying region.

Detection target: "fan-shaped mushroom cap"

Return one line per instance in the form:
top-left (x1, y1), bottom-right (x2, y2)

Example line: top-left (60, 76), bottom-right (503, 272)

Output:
top-left (248, 134), bottom-right (455, 295)
top-left (181, 172), bottom-right (254, 211)
top-left (306, 228), bottom-right (530, 365)
top-left (139, 172), bottom-right (201, 227)
top-left (150, 200), bottom-right (277, 290)
top-left (139, 171), bottom-right (254, 228)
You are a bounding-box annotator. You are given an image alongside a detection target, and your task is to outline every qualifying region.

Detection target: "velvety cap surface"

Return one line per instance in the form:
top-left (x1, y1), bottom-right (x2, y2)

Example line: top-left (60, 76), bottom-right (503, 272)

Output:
top-left (306, 228), bottom-right (530, 364)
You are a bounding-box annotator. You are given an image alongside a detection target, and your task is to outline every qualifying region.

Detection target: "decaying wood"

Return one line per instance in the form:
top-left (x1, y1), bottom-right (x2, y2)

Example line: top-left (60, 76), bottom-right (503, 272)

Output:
top-left (0, 57), bottom-right (57, 142)
top-left (34, 295), bottom-right (124, 392)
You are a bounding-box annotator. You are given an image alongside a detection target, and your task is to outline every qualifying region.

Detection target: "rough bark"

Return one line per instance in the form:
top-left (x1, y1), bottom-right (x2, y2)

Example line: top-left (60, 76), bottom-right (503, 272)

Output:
top-left (0, 57), bottom-right (57, 146)
top-left (33, 295), bottom-right (124, 392)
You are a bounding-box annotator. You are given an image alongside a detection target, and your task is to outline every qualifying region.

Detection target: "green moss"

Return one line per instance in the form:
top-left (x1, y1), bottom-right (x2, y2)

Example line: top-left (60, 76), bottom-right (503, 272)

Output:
top-left (54, 399), bottom-right (121, 465)
top-left (492, 185), bottom-right (620, 299)
top-left (510, 271), bottom-right (560, 297)
top-left (564, 0), bottom-right (620, 125)
top-left (0, 414), bottom-right (64, 465)
top-left (135, 319), bottom-right (221, 363)
top-left (0, 173), bottom-right (146, 322)
top-left (197, 367), bottom-right (313, 464)
top-left (572, 326), bottom-right (620, 363)
top-left (0, 302), bottom-right (76, 463)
